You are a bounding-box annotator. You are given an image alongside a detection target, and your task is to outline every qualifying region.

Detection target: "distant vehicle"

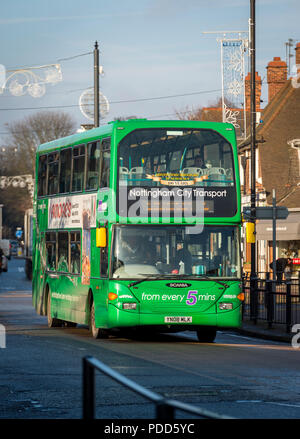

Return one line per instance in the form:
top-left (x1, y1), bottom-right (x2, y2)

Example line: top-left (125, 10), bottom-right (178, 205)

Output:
top-left (1, 254), bottom-right (8, 272)
top-left (0, 239), bottom-right (11, 260)
top-left (24, 209), bottom-right (33, 280)
top-left (10, 240), bottom-right (19, 256)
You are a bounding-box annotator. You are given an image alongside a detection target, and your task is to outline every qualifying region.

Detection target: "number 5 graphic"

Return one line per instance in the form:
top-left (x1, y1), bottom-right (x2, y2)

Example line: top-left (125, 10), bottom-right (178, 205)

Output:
top-left (186, 290), bottom-right (198, 306)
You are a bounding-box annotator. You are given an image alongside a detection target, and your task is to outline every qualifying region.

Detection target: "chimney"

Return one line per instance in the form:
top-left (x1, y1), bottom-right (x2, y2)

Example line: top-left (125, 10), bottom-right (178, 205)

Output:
top-left (267, 57), bottom-right (287, 102)
top-left (245, 71), bottom-right (262, 112)
top-left (295, 42), bottom-right (300, 75)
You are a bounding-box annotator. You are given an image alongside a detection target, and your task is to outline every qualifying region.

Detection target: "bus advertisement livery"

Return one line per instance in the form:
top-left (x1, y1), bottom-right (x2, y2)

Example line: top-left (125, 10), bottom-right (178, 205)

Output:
top-left (32, 119), bottom-right (243, 342)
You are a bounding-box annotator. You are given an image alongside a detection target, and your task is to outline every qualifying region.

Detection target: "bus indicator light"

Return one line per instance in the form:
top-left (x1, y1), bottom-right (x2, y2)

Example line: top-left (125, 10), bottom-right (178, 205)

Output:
top-left (237, 293), bottom-right (245, 301)
top-left (108, 292), bottom-right (118, 301)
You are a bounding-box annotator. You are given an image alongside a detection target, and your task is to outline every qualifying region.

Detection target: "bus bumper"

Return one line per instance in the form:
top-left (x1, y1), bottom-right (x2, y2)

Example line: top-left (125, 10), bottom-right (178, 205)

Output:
top-left (107, 304), bottom-right (242, 330)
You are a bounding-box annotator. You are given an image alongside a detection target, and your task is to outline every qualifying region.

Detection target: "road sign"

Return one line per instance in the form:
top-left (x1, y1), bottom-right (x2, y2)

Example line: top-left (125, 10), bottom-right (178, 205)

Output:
top-left (15, 230), bottom-right (22, 238)
top-left (243, 206), bottom-right (289, 220)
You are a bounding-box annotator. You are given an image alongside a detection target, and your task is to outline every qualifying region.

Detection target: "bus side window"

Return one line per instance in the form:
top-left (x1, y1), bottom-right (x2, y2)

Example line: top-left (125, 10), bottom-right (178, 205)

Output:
top-left (38, 155), bottom-right (48, 197)
top-left (48, 152), bottom-right (59, 195)
top-left (72, 144), bottom-right (86, 192)
top-left (45, 232), bottom-right (57, 271)
top-left (57, 231), bottom-right (69, 273)
top-left (59, 148), bottom-right (71, 193)
top-left (100, 138), bottom-right (111, 188)
top-left (86, 141), bottom-right (100, 190)
top-left (70, 232), bottom-right (81, 274)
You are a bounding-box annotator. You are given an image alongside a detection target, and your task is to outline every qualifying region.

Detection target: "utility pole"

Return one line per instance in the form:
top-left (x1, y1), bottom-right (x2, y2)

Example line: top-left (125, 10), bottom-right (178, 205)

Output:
top-left (272, 189), bottom-right (277, 284)
top-left (249, 0), bottom-right (257, 320)
top-left (94, 41), bottom-right (100, 127)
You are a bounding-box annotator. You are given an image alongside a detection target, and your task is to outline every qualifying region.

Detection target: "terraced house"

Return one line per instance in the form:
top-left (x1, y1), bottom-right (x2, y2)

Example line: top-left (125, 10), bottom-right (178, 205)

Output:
top-left (239, 42), bottom-right (300, 275)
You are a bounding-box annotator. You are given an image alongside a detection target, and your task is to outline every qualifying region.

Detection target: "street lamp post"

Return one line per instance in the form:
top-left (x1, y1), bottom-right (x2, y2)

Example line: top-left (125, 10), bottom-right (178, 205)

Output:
top-left (249, 0), bottom-right (257, 321)
top-left (0, 175), bottom-right (34, 200)
top-left (94, 41), bottom-right (100, 128)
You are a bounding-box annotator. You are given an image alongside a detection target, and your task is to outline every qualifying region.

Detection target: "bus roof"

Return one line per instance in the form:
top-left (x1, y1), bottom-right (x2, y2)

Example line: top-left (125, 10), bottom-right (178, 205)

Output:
top-left (37, 124), bottom-right (113, 154)
top-left (36, 119), bottom-right (236, 154)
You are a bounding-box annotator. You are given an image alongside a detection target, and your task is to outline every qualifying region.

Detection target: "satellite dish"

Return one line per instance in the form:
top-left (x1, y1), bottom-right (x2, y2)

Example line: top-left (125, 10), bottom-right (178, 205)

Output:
top-left (79, 88), bottom-right (109, 121)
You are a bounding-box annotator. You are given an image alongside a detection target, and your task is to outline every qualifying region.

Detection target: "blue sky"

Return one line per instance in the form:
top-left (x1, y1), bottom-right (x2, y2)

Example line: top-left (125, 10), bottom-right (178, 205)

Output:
top-left (0, 0), bottom-right (299, 140)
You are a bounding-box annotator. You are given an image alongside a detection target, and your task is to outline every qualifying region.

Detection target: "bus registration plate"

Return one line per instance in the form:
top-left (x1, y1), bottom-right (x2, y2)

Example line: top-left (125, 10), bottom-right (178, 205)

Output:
top-left (164, 316), bottom-right (192, 323)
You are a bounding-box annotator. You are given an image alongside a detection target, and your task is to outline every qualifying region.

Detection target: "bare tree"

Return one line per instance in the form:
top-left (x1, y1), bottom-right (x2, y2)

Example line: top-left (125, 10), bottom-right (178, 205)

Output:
top-left (2, 111), bottom-right (76, 176)
top-left (0, 111), bottom-right (76, 237)
top-left (175, 105), bottom-right (204, 120)
top-left (175, 97), bottom-right (235, 122)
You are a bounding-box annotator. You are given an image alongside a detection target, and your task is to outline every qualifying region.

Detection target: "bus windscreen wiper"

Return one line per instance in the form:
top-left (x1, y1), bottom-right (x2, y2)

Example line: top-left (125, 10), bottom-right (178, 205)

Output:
top-left (129, 273), bottom-right (228, 289)
top-left (129, 273), bottom-right (196, 287)
top-left (161, 273), bottom-right (228, 289)
top-left (128, 274), bottom-right (164, 288)
top-left (190, 274), bottom-right (228, 289)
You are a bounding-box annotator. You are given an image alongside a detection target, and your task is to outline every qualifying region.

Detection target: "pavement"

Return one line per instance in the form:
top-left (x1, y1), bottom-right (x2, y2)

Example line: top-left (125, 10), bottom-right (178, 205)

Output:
top-left (237, 318), bottom-right (293, 343)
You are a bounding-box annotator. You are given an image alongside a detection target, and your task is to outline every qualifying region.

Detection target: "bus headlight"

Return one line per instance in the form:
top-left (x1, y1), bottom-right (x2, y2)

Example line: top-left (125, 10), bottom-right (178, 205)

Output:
top-left (123, 303), bottom-right (137, 310)
top-left (219, 303), bottom-right (233, 310)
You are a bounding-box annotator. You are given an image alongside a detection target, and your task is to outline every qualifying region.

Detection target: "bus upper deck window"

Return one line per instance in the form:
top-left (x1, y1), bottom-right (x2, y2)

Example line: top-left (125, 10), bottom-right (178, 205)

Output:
top-left (72, 145), bottom-right (86, 192)
top-left (100, 138), bottom-right (111, 188)
top-left (59, 149), bottom-right (71, 194)
top-left (48, 152), bottom-right (59, 195)
top-left (38, 155), bottom-right (48, 197)
top-left (86, 142), bottom-right (100, 190)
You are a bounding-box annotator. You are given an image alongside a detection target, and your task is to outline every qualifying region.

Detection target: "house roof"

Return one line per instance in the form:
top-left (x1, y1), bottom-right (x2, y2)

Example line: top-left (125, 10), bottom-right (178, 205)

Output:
top-left (238, 78), bottom-right (296, 150)
top-left (238, 79), bottom-right (300, 207)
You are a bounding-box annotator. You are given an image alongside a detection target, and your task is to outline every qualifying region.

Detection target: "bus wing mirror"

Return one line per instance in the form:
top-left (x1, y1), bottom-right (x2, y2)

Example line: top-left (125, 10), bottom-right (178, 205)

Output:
top-left (245, 222), bottom-right (255, 243)
top-left (96, 227), bottom-right (107, 248)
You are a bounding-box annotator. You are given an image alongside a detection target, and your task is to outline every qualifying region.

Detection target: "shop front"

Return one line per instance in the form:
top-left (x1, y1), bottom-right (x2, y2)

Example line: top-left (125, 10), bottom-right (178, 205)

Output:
top-left (256, 210), bottom-right (300, 275)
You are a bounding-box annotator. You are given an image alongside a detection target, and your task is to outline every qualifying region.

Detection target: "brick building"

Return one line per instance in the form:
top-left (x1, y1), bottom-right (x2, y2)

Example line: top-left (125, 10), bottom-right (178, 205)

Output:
top-left (239, 43), bottom-right (300, 274)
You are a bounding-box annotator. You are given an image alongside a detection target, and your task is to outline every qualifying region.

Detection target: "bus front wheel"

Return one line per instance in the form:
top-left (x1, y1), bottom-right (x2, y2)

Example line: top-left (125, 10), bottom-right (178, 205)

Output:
top-left (90, 302), bottom-right (109, 339)
top-left (196, 328), bottom-right (217, 343)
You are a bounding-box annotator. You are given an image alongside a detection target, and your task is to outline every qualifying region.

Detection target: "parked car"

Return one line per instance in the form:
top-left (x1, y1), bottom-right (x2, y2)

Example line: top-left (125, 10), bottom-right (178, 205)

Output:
top-left (0, 239), bottom-right (11, 259)
top-left (1, 254), bottom-right (8, 272)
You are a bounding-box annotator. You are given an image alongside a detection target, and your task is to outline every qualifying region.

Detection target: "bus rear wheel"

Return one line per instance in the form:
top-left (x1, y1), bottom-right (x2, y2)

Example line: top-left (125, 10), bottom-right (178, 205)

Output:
top-left (196, 328), bottom-right (217, 343)
top-left (47, 292), bottom-right (62, 328)
top-left (90, 302), bottom-right (109, 339)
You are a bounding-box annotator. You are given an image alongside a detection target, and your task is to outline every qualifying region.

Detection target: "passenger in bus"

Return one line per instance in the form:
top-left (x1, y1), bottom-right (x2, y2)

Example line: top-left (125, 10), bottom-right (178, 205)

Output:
top-left (173, 243), bottom-right (192, 274)
top-left (194, 156), bottom-right (207, 169)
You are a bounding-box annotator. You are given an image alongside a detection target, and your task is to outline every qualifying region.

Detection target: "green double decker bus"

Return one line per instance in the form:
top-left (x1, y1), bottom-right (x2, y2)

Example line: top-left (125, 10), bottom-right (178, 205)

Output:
top-left (32, 119), bottom-right (243, 342)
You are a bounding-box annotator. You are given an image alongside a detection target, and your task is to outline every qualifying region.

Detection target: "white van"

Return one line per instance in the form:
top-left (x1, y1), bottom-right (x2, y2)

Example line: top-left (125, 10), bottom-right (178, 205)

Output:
top-left (0, 239), bottom-right (11, 259)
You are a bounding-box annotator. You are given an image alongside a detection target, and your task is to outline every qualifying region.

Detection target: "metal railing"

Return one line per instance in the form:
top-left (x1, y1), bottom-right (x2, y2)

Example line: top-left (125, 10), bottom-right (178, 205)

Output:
top-left (82, 356), bottom-right (233, 420)
top-left (243, 272), bottom-right (300, 332)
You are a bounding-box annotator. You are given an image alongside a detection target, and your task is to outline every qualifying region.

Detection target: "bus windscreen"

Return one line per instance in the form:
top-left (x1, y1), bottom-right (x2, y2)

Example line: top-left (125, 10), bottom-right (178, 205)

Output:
top-left (117, 128), bottom-right (237, 219)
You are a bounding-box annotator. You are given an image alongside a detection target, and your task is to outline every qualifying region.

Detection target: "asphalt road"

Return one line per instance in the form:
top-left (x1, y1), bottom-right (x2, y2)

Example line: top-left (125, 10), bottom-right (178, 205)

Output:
top-left (0, 258), bottom-right (300, 420)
